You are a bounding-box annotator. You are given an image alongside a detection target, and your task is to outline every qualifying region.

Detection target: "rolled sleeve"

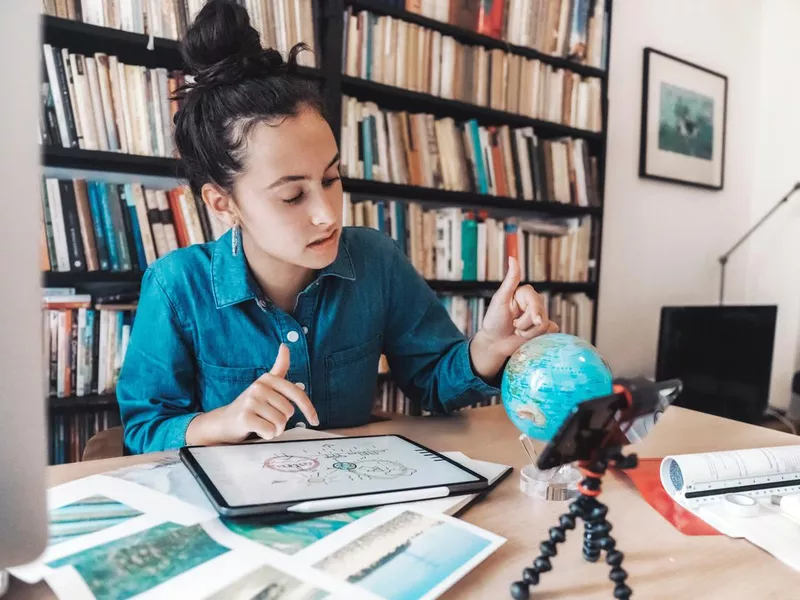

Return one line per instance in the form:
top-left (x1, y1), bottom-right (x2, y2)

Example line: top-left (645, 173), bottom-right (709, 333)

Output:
top-left (117, 267), bottom-right (200, 453)
top-left (382, 240), bottom-right (501, 414)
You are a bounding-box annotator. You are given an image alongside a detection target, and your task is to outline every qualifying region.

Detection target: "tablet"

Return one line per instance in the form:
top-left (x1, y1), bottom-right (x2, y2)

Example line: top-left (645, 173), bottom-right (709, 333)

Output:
top-left (180, 435), bottom-right (489, 518)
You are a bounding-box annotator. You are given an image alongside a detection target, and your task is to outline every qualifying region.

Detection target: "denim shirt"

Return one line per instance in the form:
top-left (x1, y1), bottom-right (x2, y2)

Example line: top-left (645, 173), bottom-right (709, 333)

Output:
top-left (117, 226), bottom-right (501, 454)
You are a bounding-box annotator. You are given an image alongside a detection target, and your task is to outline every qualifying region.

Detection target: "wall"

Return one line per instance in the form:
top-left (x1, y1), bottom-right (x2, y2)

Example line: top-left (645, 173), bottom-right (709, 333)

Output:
top-left (596, 0), bottom-right (763, 375)
top-left (744, 0), bottom-right (800, 411)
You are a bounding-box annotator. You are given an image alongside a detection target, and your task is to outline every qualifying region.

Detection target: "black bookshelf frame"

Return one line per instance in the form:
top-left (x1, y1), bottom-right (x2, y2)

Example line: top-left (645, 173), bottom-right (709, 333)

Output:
top-left (49, 393), bottom-right (119, 413)
top-left (40, 2), bottom-right (612, 425)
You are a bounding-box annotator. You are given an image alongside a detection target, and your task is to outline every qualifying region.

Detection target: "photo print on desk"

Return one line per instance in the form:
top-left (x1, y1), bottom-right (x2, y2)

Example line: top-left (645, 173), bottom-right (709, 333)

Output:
top-left (300, 506), bottom-right (504, 600)
top-left (48, 495), bottom-right (143, 546)
top-left (639, 47), bottom-right (728, 190)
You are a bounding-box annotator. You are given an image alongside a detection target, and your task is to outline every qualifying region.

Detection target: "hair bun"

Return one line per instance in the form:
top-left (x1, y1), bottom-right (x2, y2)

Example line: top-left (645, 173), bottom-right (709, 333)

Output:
top-left (180, 0), bottom-right (295, 89)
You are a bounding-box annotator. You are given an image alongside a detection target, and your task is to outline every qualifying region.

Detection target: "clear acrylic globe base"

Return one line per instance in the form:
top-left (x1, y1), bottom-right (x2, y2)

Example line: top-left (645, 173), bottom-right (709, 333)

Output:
top-left (518, 435), bottom-right (581, 501)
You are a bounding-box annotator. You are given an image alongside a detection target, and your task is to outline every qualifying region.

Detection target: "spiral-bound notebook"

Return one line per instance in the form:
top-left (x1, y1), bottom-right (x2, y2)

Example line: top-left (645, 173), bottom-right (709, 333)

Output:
top-left (180, 434), bottom-right (491, 518)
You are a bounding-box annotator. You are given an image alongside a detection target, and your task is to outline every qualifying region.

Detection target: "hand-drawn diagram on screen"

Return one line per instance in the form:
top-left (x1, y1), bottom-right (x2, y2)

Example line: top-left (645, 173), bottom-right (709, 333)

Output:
top-left (262, 442), bottom-right (417, 487)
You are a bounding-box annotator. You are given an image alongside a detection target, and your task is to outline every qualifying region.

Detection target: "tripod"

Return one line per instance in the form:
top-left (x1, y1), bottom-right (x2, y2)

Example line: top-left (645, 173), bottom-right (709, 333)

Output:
top-left (510, 446), bottom-right (639, 600)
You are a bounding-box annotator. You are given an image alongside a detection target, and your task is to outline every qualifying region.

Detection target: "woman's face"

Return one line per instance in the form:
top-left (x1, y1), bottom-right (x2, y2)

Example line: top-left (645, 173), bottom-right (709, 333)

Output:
top-left (232, 105), bottom-right (343, 271)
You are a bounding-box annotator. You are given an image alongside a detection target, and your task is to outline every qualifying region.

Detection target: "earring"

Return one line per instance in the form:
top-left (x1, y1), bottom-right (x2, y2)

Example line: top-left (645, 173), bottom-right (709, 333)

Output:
top-left (231, 222), bottom-right (240, 256)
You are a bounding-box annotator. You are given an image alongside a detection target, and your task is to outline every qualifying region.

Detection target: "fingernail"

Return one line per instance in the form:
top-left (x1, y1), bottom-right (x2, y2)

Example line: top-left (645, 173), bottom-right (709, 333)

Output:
top-left (534, 315), bottom-right (543, 326)
top-left (312, 416), bottom-right (320, 427)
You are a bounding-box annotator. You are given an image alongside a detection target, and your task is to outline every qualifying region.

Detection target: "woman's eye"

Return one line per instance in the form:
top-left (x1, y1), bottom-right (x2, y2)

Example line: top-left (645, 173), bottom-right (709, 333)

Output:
top-left (322, 176), bottom-right (341, 188)
top-left (283, 192), bottom-right (303, 204)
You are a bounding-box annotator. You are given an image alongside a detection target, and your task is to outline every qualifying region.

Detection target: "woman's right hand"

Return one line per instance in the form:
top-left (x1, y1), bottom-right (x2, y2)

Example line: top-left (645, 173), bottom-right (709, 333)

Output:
top-left (186, 344), bottom-right (319, 446)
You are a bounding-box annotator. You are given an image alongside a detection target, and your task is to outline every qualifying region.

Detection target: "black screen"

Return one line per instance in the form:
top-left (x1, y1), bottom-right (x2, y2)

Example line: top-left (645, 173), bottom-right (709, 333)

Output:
top-left (655, 305), bottom-right (777, 423)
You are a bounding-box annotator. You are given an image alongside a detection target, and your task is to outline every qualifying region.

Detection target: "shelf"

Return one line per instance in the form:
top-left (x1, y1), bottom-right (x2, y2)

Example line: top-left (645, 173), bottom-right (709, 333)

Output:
top-left (49, 393), bottom-right (118, 412)
top-left (341, 76), bottom-right (603, 142)
top-left (345, 0), bottom-right (606, 79)
top-left (44, 270), bottom-right (144, 287)
top-left (43, 146), bottom-right (184, 178)
top-left (427, 280), bottom-right (597, 295)
top-left (343, 178), bottom-right (602, 217)
top-left (42, 268), bottom-right (595, 297)
top-left (42, 15), bottom-right (325, 81)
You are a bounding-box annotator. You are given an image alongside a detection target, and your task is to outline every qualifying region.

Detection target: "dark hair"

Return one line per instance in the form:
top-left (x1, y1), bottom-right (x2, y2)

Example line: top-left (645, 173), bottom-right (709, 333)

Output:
top-left (173, 0), bottom-right (326, 198)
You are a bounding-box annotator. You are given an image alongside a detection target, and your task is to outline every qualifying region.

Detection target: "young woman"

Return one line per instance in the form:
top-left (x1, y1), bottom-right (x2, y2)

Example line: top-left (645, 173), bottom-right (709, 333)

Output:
top-left (116, 0), bottom-right (558, 454)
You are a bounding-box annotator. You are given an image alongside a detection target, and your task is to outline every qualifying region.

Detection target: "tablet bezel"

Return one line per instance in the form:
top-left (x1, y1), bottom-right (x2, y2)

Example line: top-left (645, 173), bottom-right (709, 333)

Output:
top-left (179, 434), bottom-right (490, 519)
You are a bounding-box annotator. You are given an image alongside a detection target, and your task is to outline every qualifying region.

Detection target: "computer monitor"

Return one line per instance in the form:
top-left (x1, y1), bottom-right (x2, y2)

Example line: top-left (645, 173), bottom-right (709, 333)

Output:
top-left (655, 305), bottom-right (778, 424)
top-left (0, 0), bottom-right (48, 575)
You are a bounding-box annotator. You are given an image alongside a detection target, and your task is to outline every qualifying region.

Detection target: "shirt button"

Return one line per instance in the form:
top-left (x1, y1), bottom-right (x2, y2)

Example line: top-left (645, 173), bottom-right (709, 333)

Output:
top-left (257, 299), bottom-right (267, 309)
top-left (302, 326), bottom-right (309, 334)
top-left (295, 382), bottom-right (306, 391)
top-left (286, 331), bottom-right (300, 343)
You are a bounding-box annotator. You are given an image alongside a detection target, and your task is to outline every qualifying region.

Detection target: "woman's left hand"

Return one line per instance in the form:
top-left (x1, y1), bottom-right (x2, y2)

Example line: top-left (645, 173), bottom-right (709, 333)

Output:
top-left (478, 256), bottom-right (559, 358)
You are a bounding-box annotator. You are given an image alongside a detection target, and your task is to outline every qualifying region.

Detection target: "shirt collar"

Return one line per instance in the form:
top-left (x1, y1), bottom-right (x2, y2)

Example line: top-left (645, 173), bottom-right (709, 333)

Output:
top-left (211, 228), bottom-right (356, 309)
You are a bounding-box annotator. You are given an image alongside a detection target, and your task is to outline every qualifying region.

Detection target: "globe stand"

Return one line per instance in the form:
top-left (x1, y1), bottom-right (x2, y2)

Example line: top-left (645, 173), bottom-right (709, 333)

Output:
top-left (510, 445), bottom-right (638, 600)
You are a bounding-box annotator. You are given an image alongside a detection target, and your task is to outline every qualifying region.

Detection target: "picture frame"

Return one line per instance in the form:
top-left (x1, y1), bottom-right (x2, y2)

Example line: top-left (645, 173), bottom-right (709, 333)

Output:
top-left (639, 47), bottom-right (728, 190)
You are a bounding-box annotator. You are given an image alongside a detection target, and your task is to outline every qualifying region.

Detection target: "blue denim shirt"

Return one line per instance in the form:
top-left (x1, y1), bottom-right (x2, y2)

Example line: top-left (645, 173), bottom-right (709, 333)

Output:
top-left (117, 226), bottom-right (501, 453)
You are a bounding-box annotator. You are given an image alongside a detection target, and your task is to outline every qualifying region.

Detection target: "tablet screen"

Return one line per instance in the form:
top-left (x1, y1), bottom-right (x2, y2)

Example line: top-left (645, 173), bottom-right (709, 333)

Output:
top-left (186, 435), bottom-right (483, 508)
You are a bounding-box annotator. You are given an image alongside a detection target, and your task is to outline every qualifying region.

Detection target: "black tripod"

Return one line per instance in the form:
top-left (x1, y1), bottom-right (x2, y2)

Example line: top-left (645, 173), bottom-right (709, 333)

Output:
top-left (510, 447), bottom-right (639, 600)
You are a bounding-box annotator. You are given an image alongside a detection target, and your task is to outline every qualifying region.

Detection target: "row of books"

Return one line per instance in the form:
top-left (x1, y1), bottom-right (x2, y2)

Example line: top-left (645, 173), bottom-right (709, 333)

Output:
top-left (341, 98), bottom-right (601, 206)
top-left (40, 178), bottom-right (225, 274)
top-left (343, 11), bottom-right (603, 131)
top-left (399, 0), bottom-right (607, 69)
top-left (42, 0), bottom-right (318, 66)
top-left (343, 196), bottom-right (594, 283)
top-left (50, 410), bottom-right (120, 465)
top-left (44, 291), bottom-right (136, 399)
top-left (440, 290), bottom-right (594, 342)
top-left (41, 44), bottom-right (184, 154)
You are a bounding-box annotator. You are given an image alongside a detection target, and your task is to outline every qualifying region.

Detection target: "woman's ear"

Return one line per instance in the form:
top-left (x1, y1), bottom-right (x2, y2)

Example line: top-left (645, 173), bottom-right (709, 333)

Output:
top-left (201, 183), bottom-right (238, 227)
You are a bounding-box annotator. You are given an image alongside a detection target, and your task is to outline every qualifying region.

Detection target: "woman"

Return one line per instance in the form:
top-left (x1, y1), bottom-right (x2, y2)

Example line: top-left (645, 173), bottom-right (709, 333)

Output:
top-left (117, 0), bottom-right (558, 454)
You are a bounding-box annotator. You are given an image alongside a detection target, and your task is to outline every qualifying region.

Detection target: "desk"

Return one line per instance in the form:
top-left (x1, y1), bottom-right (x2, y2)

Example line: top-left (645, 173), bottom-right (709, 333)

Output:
top-left (9, 405), bottom-right (800, 599)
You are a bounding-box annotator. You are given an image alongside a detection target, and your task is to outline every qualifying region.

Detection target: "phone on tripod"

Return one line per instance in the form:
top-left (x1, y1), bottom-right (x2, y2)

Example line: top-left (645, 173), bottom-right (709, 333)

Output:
top-left (536, 377), bottom-right (682, 470)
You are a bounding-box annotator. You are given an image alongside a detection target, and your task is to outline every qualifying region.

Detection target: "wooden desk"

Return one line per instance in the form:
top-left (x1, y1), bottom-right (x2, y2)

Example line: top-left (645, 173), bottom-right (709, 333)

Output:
top-left (10, 406), bottom-right (800, 599)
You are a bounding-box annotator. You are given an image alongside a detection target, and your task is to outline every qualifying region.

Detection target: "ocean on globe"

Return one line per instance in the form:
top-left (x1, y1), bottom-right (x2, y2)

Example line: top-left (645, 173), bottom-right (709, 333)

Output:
top-left (501, 333), bottom-right (613, 442)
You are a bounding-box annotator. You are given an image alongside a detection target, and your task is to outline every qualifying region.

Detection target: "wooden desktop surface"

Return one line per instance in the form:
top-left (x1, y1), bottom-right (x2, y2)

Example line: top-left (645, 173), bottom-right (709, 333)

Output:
top-left (11, 405), bottom-right (800, 599)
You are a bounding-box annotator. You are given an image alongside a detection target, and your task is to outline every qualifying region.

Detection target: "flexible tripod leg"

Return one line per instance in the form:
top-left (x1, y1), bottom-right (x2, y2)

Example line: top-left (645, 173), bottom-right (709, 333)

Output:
top-left (509, 451), bottom-right (637, 599)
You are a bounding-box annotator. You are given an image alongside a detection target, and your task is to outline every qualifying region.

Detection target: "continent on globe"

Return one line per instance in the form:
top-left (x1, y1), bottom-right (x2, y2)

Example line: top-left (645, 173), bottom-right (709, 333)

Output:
top-left (501, 333), bottom-right (613, 442)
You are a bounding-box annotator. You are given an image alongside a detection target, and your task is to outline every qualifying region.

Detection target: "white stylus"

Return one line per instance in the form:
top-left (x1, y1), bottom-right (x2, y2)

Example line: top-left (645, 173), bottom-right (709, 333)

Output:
top-left (286, 486), bottom-right (452, 513)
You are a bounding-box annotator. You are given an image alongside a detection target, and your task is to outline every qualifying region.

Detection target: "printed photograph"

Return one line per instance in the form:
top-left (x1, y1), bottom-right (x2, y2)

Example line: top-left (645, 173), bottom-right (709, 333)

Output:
top-left (48, 494), bottom-right (143, 546)
top-left (206, 563), bottom-right (329, 600)
top-left (313, 510), bottom-right (494, 600)
top-left (48, 522), bottom-right (229, 600)
top-left (223, 508), bottom-right (375, 555)
top-left (658, 82), bottom-right (714, 160)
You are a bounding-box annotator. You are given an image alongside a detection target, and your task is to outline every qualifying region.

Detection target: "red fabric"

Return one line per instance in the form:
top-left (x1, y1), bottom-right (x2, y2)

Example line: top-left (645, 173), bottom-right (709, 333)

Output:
top-left (613, 458), bottom-right (721, 536)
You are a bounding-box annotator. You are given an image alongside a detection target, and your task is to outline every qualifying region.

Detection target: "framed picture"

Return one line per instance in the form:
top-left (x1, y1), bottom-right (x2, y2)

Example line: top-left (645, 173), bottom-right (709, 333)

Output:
top-left (639, 48), bottom-right (728, 190)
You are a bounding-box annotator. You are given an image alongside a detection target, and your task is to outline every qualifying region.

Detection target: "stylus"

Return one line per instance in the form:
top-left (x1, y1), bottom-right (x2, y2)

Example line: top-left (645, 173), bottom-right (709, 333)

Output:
top-left (286, 486), bottom-right (451, 513)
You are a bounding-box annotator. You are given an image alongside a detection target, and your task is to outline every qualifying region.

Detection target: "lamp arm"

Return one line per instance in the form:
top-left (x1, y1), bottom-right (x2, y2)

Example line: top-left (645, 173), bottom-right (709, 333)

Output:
top-left (719, 182), bottom-right (800, 304)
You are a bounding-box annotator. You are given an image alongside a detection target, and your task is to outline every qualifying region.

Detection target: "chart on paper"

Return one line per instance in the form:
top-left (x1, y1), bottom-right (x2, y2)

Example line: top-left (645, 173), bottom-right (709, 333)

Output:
top-left (188, 436), bottom-right (483, 507)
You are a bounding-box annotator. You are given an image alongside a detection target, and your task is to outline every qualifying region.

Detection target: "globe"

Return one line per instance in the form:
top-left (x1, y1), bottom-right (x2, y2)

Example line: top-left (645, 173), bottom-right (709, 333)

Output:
top-left (501, 333), bottom-right (613, 442)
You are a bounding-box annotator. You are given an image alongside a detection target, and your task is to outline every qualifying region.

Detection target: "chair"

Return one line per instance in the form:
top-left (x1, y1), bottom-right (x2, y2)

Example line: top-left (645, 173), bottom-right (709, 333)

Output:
top-left (82, 426), bottom-right (125, 461)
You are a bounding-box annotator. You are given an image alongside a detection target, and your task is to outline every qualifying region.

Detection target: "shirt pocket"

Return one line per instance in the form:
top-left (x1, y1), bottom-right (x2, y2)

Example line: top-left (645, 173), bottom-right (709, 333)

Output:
top-left (325, 334), bottom-right (383, 427)
top-left (196, 361), bottom-right (266, 411)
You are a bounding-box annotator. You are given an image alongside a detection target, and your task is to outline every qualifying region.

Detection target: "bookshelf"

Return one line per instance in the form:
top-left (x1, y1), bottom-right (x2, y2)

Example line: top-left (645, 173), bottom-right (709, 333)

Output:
top-left (39, 0), bottom-right (612, 463)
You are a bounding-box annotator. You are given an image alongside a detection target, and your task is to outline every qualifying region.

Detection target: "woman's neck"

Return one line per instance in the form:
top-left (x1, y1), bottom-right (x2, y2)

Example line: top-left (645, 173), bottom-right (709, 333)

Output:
top-left (242, 235), bottom-right (315, 314)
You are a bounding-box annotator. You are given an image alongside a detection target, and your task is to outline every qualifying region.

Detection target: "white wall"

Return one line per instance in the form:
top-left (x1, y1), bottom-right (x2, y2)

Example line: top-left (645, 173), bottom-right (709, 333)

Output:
top-left (745, 0), bottom-right (800, 410)
top-left (596, 0), bottom-right (800, 411)
top-left (596, 0), bottom-right (765, 376)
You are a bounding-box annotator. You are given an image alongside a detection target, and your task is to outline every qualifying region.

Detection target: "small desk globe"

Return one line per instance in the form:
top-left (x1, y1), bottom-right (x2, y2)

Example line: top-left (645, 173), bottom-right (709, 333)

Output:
top-left (501, 333), bottom-right (613, 442)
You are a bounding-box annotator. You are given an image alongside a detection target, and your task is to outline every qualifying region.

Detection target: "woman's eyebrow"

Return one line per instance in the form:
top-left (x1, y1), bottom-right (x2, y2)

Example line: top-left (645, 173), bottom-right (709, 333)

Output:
top-left (266, 153), bottom-right (340, 189)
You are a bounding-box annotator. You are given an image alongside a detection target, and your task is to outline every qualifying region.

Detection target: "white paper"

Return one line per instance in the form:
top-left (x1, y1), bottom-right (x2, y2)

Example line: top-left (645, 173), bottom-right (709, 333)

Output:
top-left (187, 436), bottom-right (482, 507)
top-left (9, 475), bottom-right (209, 584)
